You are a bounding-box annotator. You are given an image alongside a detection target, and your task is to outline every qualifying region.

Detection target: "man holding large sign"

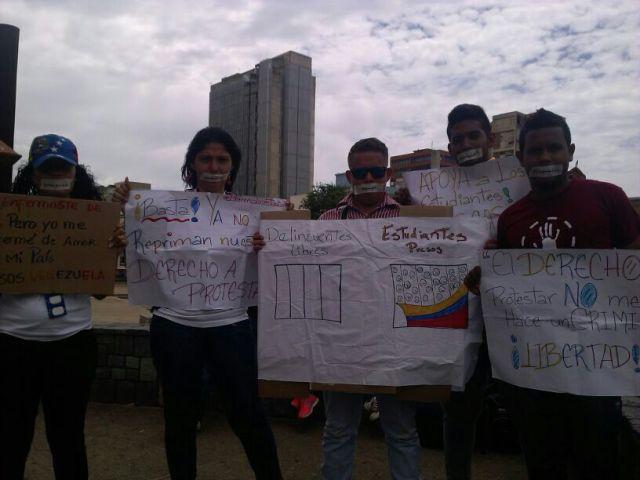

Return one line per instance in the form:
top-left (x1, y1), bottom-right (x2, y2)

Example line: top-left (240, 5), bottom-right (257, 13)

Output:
top-left (491, 109), bottom-right (640, 479)
top-left (320, 138), bottom-right (420, 480)
top-left (318, 138), bottom-right (422, 480)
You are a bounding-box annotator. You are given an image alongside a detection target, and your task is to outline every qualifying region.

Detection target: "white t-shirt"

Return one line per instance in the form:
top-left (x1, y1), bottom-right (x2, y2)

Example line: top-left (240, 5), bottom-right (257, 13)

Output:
top-left (0, 294), bottom-right (92, 341)
top-left (154, 306), bottom-right (247, 328)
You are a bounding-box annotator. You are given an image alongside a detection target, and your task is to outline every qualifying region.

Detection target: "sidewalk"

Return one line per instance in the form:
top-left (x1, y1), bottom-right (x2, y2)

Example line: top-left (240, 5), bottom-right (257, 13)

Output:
top-left (92, 282), bottom-right (150, 326)
top-left (25, 403), bottom-right (527, 480)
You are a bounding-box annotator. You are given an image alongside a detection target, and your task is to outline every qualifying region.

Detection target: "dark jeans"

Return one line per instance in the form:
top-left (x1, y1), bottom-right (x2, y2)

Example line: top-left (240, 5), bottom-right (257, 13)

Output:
top-left (442, 342), bottom-right (490, 480)
top-left (501, 383), bottom-right (621, 480)
top-left (0, 330), bottom-right (97, 480)
top-left (150, 315), bottom-right (282, 480)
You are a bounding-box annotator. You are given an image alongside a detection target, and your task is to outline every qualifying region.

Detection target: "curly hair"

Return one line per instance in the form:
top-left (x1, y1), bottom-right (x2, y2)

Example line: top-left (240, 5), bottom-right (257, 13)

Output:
top-left (446, 104), bottom-right (492, 139)
top-left (181, 127), bottom-right (242, 192)
top-left (519, 108), bottom-right (571, 154)
top-left (12, 162), bottom-right (102, 200)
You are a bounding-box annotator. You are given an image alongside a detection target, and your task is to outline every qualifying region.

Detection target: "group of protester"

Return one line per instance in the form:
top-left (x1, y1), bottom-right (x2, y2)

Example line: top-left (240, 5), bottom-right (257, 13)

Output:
top-left (0, 103), bottom-right (638, 480)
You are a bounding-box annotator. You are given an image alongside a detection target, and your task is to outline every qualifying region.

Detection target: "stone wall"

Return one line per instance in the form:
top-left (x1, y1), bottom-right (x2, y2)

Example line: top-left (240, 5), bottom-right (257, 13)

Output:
top-left (91, 325), bottom-right (159, 406)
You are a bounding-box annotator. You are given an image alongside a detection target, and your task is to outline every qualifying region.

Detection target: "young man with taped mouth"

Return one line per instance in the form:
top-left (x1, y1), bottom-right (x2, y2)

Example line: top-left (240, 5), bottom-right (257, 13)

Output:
top-left (442, 104), bottom-right (496, 480)
top-left (492, 109), bottom-right (640, 479)
top-left (391, 104), bottom-right (496, 480)
top-left (320, 138), bottom-right (422, 480)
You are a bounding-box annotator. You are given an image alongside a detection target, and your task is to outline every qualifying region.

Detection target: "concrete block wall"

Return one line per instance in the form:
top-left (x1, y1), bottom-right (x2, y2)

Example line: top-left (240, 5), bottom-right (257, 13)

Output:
top-left (92, 325), bottom-right (159, 406)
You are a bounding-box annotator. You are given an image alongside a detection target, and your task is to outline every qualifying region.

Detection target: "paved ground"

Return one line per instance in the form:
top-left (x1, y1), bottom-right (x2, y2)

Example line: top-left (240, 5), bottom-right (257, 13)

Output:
top-left (92, 283), bottom-right (150, 326)
top-left (26, 403), bottom-right (527, 480)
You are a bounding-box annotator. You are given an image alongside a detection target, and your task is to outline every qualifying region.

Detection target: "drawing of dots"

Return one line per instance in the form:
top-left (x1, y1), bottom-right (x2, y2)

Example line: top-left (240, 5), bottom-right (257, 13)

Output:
top-left (397, 296), bottom-right (404, 303)
top-left (134, 194), bottom-right (141, 200)
top-left (396, 276), bottom-right (402, 282)
top-left (392, 267), bottom-right (399, 273)
top-left (396, 285), bottom-right (403, 292)
top-left (405, 295), bottom-right (413, 302)
top-left (412, 287), bottom-right (419, 294)
top-left (403, 269), bottom-right (409, 275)
top-left (433, 268), bottom-right (440, 276)
top-left (417, 267), bottom-right (423, 273)
top-left (403, 282), bottom-right (411, 289)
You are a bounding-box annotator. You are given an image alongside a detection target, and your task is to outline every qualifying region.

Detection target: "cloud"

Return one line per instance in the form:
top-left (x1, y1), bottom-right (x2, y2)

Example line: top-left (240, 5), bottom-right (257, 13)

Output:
top-left (1, 0), bottom-right (638, 195)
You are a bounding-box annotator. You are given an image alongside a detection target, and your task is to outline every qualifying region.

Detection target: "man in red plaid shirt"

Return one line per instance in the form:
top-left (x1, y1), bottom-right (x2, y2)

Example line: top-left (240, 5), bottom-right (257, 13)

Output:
top-left (319, 138), bottom-right (421, 480)
top-left (319, 138), bottom-right (399, 221)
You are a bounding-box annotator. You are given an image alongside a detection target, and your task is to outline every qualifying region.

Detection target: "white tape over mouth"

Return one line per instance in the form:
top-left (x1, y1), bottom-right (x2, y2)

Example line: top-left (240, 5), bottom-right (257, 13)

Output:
top-left (353, 183), bottom-right (385, 195)
top-left (40, 178), bottom-right (74, 191)
top-left (528, 164), bottom-right (564, 178)
top-left (456, 148), bottom-right (483, 165)
top-left (199, 172), bottom-right (228, 182)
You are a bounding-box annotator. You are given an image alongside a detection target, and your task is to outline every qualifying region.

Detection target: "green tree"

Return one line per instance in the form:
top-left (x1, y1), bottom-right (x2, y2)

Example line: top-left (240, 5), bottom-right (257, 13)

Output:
top-left (301, 182), bottom-right (349, 219)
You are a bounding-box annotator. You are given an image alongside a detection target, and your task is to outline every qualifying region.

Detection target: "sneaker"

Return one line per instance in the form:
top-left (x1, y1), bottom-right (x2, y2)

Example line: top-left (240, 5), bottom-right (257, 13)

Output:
top-left (297, 394), bottom-right (319, 419)
top-left (364, 397), bottom-right (380, 421)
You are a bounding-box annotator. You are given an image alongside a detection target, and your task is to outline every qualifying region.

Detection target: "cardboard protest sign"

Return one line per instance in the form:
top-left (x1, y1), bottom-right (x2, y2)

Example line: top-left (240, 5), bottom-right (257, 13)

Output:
top-left (403, 157), bottom-right (530, 233)
top-left (125, 190), bottom-right (286, 309)
top-left (258, 217), bottom-right (490, 388)
top-left (481, 249), bottom-right (640, 396)
top-left (0, 193), bottom-right (121, 294)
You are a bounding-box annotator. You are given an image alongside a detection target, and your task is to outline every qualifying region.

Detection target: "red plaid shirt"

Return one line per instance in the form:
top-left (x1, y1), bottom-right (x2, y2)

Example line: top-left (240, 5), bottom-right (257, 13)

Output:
top-left (318, 193), bottom-right (399, 220)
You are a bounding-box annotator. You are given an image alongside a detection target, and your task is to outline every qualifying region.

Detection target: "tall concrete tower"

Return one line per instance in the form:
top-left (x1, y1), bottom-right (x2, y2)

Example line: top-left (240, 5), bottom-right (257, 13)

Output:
top-left (209, 51), bottom-right (315, 198)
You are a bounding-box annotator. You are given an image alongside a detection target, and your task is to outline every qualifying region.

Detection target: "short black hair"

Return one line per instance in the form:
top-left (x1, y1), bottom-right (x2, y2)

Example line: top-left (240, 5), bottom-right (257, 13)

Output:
top-left (12, 161), bottom-right (102, 200)
top-left (347, 137), bottom-right (388, 167)
top-left (181, 127), bottom-right (242, 191)
top-left (446, 104), bottom-right (491, 139)
top-left (519, 109), bottom-right (571, 154)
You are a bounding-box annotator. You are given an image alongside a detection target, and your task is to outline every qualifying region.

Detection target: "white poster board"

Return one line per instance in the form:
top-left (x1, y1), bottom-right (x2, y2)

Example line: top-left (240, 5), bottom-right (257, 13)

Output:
top-left (481, 249), bottom-right (640, 396)
top-left (403, 157), bottom-right (530, 233)
top-left (125, 190), bottom-right (286, 309)
top-left (258, 217), bottom-right (490, 388)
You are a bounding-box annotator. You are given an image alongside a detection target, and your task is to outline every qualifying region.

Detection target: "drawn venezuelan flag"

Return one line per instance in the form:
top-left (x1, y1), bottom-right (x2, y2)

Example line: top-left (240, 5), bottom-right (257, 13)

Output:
top-left (396, 284), bottom-right (469, 329)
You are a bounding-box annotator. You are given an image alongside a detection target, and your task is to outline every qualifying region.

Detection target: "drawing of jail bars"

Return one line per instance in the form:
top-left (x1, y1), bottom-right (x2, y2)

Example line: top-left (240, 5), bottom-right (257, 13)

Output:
top-left (274, 264), bottom-right (342, 322)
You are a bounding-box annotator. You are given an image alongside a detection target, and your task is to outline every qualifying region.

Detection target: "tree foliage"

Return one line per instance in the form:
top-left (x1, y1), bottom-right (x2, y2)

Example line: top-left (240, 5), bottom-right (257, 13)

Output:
top-left (300, 182), bottom-right (349, 219)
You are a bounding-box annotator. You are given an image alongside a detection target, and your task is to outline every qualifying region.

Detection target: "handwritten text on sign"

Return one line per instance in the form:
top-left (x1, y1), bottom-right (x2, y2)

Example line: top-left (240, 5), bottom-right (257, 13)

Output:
top-left (481, 249), bottom-right (640, 396)
top-left (0, 193), bottom-right (120, 294)
top-left (403, 157), bottom-right (530, 221)
top-left (258, 217), bottom-right (490, 388)
top-left (125, 190), bottom-right (286, 309)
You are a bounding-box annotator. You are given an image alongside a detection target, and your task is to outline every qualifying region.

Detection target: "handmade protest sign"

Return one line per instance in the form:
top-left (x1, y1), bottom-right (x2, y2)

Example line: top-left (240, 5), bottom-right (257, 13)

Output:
top-left (481, 249), bottom-right (640, 396)
top-left (0, 193), bottom-right (120, 294)
top-left (258, 217), bottom-right (490, 388)
top-left (125, 190), bottom-right (286, 309)
top-left (403, 157), bottom-right (530, 228)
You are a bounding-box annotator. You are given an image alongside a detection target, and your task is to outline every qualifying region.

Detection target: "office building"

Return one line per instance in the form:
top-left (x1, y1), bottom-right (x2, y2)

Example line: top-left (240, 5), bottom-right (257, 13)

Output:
top-left (389, 148), bottom-right (453, 188)
top-left (491, 111), bottom-right (527, 158)
top-left (209, 51), bottom-right (315, 198)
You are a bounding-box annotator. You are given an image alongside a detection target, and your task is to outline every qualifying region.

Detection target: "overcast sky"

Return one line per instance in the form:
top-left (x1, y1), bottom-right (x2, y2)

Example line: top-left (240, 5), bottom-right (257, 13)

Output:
top-left (2, 0), bottom-right (639, 196)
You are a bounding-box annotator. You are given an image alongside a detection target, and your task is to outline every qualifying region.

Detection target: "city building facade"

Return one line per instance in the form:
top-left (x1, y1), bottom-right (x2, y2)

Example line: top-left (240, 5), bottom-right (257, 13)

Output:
top-left (389, 148), bottom-right (453, 189)
top-left (209, 51), bottom-right (315, 198)
top-left (490, 111), bottom-right (527, 159)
